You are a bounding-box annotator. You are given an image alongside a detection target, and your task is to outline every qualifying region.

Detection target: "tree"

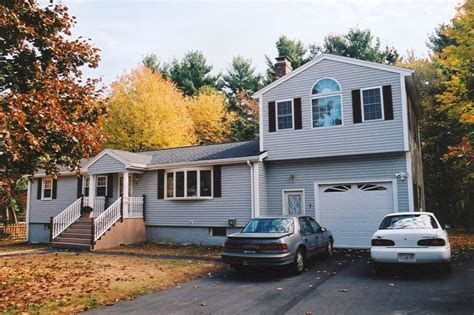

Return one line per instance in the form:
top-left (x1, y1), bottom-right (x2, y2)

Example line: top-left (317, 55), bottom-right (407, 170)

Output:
top-left (0, 0), bottom-right (107, 223)
top-left (427, 24), bottom-right (457, 53)
top-left (142, 54), bottom-right (170, 79)
top-left (264, 36), bottom-right (309, 84)
top-left (169, 51), bottom-right (218, 96)
top-left (229, 91), bottom-right (260, 141)
top-left (221, 56), bottom-right (261, 101)
top-left (104, 67), bottom-right (195, 151)
top-left (187, 87), bottom-right (235, 144)
top-left (310, 28), bottom-right (400, 64)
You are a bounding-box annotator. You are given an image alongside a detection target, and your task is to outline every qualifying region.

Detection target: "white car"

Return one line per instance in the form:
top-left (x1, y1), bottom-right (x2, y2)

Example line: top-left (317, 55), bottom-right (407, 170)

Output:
top-left (370, 212), bottom-right (451, 270)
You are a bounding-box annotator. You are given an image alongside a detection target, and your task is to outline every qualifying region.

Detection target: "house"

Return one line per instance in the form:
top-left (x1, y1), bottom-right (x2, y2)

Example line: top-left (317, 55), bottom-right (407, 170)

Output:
top-left (26, 54), bottom-right (424, 249)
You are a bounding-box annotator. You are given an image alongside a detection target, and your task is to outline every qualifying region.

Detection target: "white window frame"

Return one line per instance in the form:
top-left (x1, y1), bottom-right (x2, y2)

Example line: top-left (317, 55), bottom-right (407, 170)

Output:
top-left (310, 77), bottom-right (342, 96)
top-left (360, 86), bottom-right (385, 122)
top-left (282, 189), bottom-right (305, 216)
top-left (96, 175), bottom-right (108, 197)
top-left (165, 167), bottom-right (213, 200)
top-left (310, 78), bottom-right (343, 129)
top-left (41, 178), bottom-right (53, 200)
top-left (275, 99), bottom-right (295, 131)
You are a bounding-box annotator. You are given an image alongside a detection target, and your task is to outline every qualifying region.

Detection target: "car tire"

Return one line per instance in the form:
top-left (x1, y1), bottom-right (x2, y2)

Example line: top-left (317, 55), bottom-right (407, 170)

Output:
top-left (374, 261), bottom-right (384, 274)
top-left (290, 248), bottom-right (306, 275)
top-left (324, 238), bottom-right (334, 258)
top-left (231, 264), bottom-right (245, 272)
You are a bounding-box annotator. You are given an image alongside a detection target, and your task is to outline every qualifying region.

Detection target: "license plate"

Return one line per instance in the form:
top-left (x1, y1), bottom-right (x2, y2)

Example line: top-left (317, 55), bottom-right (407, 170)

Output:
top-left (398, 253), bottom-right (415, 263)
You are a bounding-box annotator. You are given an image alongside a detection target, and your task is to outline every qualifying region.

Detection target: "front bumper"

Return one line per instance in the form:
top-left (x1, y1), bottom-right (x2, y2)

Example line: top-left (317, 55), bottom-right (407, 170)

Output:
top-left (221, 251), bottom-right (295, 266)
top-left (370, 246), bottom-right (451, 264)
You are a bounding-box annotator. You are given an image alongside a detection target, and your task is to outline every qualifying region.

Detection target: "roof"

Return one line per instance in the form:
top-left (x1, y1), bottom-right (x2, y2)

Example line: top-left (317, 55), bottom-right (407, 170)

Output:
top-left (252, 53), bottom-right (414, 98)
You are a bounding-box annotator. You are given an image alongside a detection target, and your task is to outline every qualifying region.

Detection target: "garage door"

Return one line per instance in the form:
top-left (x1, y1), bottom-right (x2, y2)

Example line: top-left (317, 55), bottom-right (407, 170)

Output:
top-left (318, 182), bottom-right (394, 248)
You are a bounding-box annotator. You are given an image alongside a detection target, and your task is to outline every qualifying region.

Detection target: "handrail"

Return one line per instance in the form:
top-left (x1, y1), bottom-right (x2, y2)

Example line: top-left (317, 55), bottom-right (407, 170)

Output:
top-left (94, 197), bottom-right (122, 242)
top-left (124, 196), bottom-right (144, 218)
top-left (51, 198), bottom-right (82, 240)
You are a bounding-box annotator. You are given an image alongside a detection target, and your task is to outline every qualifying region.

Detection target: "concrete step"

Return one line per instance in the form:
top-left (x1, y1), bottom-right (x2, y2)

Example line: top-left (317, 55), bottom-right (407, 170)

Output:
top-left (54, 236), bottom-right (91, 245)
top-left (50, 242), bottom-right (91, 251)
top-left (60, 232), bottom-right (91, 239)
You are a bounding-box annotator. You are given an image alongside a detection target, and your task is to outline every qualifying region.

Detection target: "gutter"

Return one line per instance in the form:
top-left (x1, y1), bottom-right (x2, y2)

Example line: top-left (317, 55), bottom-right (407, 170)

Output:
top-left (247, 160), bottom-right (255, 218)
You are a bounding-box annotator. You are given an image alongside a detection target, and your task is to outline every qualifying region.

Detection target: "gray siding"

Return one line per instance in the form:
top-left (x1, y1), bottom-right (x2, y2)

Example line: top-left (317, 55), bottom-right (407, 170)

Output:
top-left (28, 223), bottom-right (50, 243)
top-left (262, 59), bottom-right (404, 160)
top-left (147, 226), bottom-right (242, 245)
top-left (265, 153), bottom-right (409, 217)
top-left (29, 176), bottom-right (79, 223)
top-left (88, 154), bottom-right (126, 174)
top-left (258, 162), bottom-right (268, 216)
top-left (136, 163), bottom-right (252, 227)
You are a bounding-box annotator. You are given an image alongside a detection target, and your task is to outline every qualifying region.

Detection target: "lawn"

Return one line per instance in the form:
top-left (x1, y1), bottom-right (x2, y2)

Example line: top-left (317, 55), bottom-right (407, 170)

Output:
top-left (0, 244), bottom-right (224, 314)
top-left (0, 239), bottom-right (46, 254)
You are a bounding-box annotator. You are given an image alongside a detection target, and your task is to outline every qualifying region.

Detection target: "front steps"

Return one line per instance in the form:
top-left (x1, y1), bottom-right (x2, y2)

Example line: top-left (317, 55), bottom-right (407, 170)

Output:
top-left (50, 217), bottom-right (92, 250)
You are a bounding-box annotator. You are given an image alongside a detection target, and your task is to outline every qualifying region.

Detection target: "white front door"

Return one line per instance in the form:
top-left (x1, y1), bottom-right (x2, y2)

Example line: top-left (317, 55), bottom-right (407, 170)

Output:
top-left (283, 190), bottom-right (304, 216)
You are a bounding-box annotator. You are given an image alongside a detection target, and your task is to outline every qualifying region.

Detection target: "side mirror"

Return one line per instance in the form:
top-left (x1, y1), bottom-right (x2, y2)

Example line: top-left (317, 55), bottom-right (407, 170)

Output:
top-left (444, 224), bottom-right (452, 230)
top-left (320, 227), bottom-right (327, 232)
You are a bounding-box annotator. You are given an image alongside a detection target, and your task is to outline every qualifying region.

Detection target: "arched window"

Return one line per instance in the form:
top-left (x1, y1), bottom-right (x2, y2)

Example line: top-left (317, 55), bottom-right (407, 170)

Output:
top-left (311, 78), bottom-right (342, 127)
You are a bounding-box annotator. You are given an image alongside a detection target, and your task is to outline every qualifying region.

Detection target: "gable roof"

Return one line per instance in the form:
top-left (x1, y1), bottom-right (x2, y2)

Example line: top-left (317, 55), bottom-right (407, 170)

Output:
top-left (252, 53), bottom-right (414, 98)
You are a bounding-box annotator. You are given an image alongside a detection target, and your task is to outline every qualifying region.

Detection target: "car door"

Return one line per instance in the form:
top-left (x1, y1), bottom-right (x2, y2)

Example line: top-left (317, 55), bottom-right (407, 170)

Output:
top-left (308, 217), bottom-right (326, 252)
top-left (298, 217), bottom-right (318, 257)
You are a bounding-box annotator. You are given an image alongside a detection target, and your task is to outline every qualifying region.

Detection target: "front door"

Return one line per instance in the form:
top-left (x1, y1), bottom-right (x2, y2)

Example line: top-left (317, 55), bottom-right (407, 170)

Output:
top-left (284, 190), bottom-right (304, 216)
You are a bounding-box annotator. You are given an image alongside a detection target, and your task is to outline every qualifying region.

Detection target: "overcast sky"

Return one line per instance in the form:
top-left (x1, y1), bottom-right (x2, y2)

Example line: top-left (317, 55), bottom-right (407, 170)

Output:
top-left (60, 0), bottom-right (460, 84)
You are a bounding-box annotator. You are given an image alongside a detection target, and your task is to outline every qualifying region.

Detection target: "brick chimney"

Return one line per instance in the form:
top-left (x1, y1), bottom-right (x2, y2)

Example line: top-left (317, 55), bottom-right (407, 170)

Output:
top-left (274, 56), bottom-right (292, 79)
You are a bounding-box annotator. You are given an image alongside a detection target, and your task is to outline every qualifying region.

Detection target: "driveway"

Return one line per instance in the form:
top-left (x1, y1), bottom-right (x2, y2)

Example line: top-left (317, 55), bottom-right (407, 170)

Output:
top-left (87, 249), bottom-right (474, 315)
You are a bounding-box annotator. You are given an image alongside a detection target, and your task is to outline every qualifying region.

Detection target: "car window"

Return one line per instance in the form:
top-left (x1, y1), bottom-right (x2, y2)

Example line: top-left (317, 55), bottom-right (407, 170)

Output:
top-left (298, 218), bottom-right (315, 236)
top-left (379, 214), bottom-right (439, 230)
top-left (308, 218), bottom-right (322, 232)
top-left (242, 218), bottom-right (294, 233)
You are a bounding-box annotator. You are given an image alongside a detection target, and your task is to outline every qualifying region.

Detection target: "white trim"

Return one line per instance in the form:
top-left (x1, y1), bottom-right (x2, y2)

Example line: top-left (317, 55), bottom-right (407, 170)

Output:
top-left (259, 96), bottom-right (264, 152)
top-left (310, 94), bottom-right (344, 129)
top-left (252, 53), bottom-right (414, 98)
top-left (254, 162), bottom-right (260, 217)
top-left (26, 180), bottom-right (31, 241)
top-left (41, 178), bottom-right (53, 200)
top-left (84, 149), bottom-right (148, 172)
top-left (360, 86), bottom-right (385, 122)
top-left (248, 162), bottom-right (254, 217)
top-left (282, 189), bottom-right (305, 216)
top-left (310, 77), bottom-right (342, 96)
top-left (405, 151), bottom-right (415, 211)
top-left (314, 178), bottom-right (398, 223)
top-left (275, 99), bottom-right (295, 131)
top-left (96, 175), bottom-right (108, 197)
top-left (147, 154), bottom-right (266, 170)
top-left (164, 167), bottom-right (213, 200)
top-left (400, 74), bottom-right (410, 151)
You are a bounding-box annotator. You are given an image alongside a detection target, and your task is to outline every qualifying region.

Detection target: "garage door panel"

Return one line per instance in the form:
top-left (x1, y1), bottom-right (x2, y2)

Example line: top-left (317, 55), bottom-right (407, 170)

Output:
top-left (318, 182), bottom-right (393, 248)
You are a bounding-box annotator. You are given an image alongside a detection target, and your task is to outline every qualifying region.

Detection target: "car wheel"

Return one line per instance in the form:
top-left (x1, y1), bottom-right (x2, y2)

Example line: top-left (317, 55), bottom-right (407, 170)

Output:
top-left (324, 238), bottom-right (334, 257)
top-left (290, 248), bottom-right (306, 275)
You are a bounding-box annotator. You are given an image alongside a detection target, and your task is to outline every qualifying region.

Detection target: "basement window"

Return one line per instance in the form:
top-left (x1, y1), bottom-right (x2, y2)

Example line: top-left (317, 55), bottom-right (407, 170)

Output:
top-left (210, 227), bottom-right (227, 237)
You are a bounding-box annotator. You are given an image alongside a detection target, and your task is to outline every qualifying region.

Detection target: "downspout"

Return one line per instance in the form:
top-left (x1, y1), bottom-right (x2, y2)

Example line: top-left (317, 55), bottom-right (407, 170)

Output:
top-left (247, 160), bottom-right (254, 218)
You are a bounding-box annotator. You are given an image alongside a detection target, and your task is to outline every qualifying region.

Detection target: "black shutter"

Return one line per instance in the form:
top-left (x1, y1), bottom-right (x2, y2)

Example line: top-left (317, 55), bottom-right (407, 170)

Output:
top-left (107, 175), bottom-right (114, 198)
top-left (77, 176), bottom-right (83, 198)
top-left (52, 179), bottom-right (58, 199)
top-left (157, 170), bottom-right (165, 199)
top-left (352, 89), bottom-right (362, 123)
top-left (268, 101), bottom-right (276, 132)
top-left (294, 98), bottom-right (302, 129)
top-left (382, 85), bottom-right (394, 120)
top-left (213, 165), bottom-right (222, 198)
top-left (37, 178), bottom-right (42, 200)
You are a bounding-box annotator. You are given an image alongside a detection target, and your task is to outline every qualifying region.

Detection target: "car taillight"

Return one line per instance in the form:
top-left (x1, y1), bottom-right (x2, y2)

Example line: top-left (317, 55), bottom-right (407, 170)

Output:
top-left (371, 239), bottom-right (395, 246)
top-left (258, 244), bottom-right (288, 251)
top-left (224, 243), bottom-right (240, 250)
top-left (417, 238), bottom-right (446, 246)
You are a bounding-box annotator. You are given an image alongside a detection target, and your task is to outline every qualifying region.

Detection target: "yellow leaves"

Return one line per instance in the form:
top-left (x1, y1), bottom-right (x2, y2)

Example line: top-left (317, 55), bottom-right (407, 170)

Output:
top-left (104, 67), bottom-right (235, 151)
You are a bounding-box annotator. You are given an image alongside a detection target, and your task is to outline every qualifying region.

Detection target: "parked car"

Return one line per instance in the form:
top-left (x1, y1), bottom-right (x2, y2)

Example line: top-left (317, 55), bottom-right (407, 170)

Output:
top-left (370, 212), bottom-right (451, 271)
top-left (221, 216), bottom-right (333, 274)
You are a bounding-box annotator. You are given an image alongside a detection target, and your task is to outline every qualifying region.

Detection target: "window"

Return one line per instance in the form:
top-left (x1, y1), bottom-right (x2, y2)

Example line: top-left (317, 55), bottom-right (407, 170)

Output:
top-left (358, 184), bottom-right (387, 191)
top-left (84, 177), bottom-right (90, 197)
top-left (165, 168), bottom-right (213, 199)
top-left (96, 176), bottom-right (107, 196)
top-left (308, 217), bottom-right (322, 232)
top-left (324, 185), bottom-right (351, 193)
top-left (379, 214), bottom-right (438, 230)
top-left (362, 87), bottom-right (383, 121)
top-left (42, 178), bottom-right (53, 200)
top-left (276, 100), bottom-right (293, 130)
top-left (243, 218), bottom-right (294, 234)
top-left (311, 78), bottom-right (342, 128)
top-left (210, 227), bottom-right (227, 237)
top-left (298, 218), bottom-right (314, 236)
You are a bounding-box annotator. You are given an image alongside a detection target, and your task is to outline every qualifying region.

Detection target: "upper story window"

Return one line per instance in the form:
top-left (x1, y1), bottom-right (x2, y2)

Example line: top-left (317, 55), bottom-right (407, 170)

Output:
top-left (42, 178), bottom-right (53, 200)
top-left (276, 100), bottom-right (293, 130)
top-left (311, 78), bottom-right (342, 128)
top-left (166, 168), bottom-right (213, 199)
top-left (361, 87), bottom-right (383, 121)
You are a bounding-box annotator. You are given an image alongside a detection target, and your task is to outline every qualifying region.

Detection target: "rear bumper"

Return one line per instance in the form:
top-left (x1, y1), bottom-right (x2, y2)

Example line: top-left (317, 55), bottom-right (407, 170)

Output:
top-left (221, 251), bottom-right (295, 266)
top-left (370, 246), bottom-right (451, 264)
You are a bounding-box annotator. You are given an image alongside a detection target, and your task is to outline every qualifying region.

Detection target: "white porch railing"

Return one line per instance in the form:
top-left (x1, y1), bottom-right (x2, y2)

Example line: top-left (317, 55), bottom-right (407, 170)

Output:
top-left (124, 196), bottom-right (144, 218)
top-left (51, 198), bottom-right (82, 239)
top-left (94, 197), bottom-right (122, 242)
top-left (83, 197), bottom-right (106, 217)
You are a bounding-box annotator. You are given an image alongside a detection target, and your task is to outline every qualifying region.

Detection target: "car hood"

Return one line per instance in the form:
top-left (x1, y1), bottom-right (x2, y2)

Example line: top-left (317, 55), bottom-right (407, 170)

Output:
top-left (227, 232), bottom-right (291, 239)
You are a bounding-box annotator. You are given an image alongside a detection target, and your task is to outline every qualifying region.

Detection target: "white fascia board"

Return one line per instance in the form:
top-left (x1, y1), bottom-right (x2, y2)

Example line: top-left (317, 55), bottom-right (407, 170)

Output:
top-left (147, 154), bottom-right (267, 170)
top-left (252, 53), bottom-right (414, 98)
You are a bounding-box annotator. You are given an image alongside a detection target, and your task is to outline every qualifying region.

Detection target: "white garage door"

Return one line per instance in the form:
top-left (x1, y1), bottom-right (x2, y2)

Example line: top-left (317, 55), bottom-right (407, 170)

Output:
top-left (318, 182), bottom-right (394, 248)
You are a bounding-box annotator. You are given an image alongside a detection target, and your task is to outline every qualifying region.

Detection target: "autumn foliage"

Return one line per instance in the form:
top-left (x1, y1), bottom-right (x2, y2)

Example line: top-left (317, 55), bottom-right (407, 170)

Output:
top-left (0, 1), bottom-right (107, 221)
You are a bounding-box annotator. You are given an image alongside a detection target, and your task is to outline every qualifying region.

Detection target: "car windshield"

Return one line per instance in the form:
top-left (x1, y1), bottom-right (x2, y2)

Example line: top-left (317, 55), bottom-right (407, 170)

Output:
top-left (242, 218), bottom-right (294, 234)
top-left (379, 214), bottom-right (438, 230)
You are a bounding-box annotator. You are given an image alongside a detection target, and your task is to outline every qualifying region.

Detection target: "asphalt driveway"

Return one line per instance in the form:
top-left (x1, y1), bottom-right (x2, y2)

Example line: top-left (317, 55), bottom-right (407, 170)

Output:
top-left (87, 249), bottom-right (474, 315)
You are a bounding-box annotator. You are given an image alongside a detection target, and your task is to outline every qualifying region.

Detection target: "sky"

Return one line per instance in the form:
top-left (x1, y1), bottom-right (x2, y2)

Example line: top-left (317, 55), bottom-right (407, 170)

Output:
top-left (58, 0), bottom-right (461, 84)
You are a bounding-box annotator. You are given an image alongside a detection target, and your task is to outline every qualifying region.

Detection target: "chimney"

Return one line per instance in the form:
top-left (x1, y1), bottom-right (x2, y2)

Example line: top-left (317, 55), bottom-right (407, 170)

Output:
top-left (274, 56), bottom-right (292, 79)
